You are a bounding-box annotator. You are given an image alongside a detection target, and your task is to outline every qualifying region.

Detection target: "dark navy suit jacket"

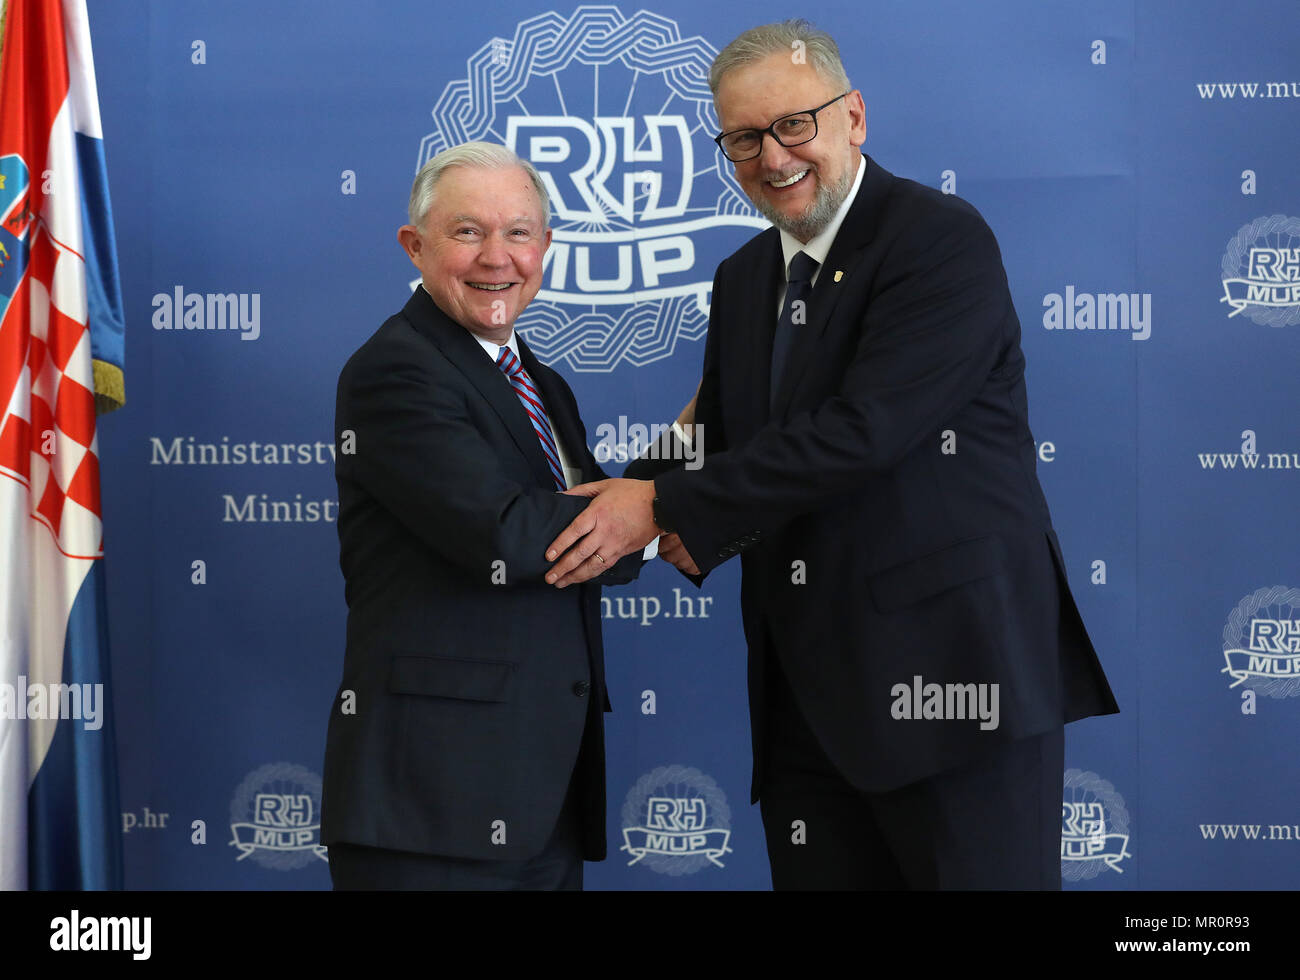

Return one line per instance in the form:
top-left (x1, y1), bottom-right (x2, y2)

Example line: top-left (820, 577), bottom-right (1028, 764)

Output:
top-left (629, 155), bottom-right (1118, 799)
top-left (323, 286), bottom-right (639, 862)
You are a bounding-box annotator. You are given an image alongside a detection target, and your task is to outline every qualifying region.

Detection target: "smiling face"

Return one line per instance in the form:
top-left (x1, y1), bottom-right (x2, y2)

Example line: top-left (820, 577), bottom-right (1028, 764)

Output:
top-left (715, 53), bottom-right (866, 242)
top-left (398, 164), bottom-right (551, 344)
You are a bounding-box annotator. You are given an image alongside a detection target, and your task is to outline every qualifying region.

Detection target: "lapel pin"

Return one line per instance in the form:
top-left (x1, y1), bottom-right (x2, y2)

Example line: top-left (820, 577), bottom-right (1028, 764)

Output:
top-left (833, 270), bottom-right (844, 283)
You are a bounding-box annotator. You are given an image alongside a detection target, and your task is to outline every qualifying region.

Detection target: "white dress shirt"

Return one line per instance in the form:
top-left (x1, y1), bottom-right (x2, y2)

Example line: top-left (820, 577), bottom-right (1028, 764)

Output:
top-left (775, 153), bottom-right (867, 311)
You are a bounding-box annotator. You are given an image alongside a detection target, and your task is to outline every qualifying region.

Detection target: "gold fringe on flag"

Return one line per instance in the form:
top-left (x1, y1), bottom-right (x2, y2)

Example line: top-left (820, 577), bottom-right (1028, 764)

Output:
top-left (93, 358), bottom-right (125, 415)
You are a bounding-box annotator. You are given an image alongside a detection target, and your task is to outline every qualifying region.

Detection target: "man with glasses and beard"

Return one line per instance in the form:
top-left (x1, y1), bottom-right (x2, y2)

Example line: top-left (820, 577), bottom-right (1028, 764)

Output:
top-left (542, 19), bottom-right (1118, 889)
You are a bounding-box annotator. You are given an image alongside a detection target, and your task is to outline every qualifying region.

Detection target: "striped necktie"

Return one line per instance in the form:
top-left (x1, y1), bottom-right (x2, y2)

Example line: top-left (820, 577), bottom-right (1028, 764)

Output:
top-left (495, 346), bottom-right (566, 491)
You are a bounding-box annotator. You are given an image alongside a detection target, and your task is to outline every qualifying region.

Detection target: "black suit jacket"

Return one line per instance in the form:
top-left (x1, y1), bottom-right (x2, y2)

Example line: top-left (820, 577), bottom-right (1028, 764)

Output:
top-left (629, 155), bottom-right (1118, 798)
top-left (322, 286), bottom-right (640, 862)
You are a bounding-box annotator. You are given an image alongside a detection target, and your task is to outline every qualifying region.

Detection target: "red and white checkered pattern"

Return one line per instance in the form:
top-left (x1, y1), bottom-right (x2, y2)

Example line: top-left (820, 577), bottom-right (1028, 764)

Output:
top-left (0, 219), bottom-right (103, 561)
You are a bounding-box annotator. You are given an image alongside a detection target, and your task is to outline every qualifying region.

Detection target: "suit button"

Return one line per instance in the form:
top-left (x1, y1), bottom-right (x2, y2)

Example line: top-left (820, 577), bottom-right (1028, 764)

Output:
top-left (572, 681), bottom-right (590, 697)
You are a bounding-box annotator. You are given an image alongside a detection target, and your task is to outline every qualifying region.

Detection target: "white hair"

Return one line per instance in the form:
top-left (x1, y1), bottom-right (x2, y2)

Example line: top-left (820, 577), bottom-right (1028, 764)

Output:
top-left (709, 19), bottom-right (852, 96)
top-left (408, 141), bottom-right (550, 227)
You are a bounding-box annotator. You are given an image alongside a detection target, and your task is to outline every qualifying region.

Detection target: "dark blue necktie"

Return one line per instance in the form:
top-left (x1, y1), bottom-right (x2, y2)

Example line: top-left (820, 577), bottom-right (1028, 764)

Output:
top-left (770, 251), bottom-right (819, 411)
top-left (495, 346), bottom-right (566, 491)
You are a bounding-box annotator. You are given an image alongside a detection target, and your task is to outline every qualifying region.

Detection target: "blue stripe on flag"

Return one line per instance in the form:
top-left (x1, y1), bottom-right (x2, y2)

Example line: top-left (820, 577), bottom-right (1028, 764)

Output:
top-left (74, 132), bottom-right (126, 374)
top-left (27, 560), bottom-right (123, 890)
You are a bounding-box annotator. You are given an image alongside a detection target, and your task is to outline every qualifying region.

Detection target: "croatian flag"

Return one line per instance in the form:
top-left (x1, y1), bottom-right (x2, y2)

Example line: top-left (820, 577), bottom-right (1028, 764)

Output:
top-left (0, 0), bottom-right (125, 889)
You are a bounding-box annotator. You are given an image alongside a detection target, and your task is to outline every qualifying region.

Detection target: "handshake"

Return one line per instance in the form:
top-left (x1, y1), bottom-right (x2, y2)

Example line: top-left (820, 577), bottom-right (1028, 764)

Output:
top-left (544, 390), bottom-right (700, 588)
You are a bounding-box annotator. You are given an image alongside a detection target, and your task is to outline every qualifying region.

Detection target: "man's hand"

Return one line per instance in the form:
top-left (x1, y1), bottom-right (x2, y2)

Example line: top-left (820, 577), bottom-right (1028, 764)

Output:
top-left (658, 533), bottom-right (699, 576)
top-left (545, 478), bottom-right (659, 587)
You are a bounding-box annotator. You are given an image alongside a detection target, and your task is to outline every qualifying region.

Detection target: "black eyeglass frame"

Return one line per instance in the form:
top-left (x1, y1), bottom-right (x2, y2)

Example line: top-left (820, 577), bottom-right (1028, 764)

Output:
top-left (713, 91), bottom-right (851, 162)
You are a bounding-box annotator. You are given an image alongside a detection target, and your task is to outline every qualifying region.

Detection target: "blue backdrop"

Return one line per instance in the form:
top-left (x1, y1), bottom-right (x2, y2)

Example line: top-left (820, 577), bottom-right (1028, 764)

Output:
top-left (88, 0), bottom-right (1300, 889)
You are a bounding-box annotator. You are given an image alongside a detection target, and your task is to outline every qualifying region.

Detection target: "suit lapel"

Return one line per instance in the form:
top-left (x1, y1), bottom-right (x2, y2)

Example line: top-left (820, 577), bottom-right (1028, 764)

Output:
top-left (401, 287), bottom-right (557, 491)
top-left (771, 154), bottom-right (892, 419)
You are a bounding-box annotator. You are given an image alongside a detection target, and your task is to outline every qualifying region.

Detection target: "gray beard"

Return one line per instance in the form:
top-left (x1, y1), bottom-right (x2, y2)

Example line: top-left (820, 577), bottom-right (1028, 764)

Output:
top-left (751, 164), bottom-right (855, 242)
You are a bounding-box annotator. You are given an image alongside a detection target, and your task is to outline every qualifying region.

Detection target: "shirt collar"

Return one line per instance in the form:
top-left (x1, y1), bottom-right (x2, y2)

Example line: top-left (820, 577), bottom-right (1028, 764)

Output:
top-left (779, 153), bottom-right (866, 276)
top-left (416, 283), bottom-right (519, 364)
top-left (476, 330), bottom-right (519, 364)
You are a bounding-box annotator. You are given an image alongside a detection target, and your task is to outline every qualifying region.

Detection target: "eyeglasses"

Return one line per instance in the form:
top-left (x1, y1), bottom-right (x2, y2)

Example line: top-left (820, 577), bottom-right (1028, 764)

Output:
top-left (714, 92), bottom-right (850, 162)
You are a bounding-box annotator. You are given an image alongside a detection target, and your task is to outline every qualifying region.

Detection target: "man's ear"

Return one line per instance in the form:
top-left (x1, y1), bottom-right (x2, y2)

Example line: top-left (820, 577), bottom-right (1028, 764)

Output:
top-left (542, 227), bottom-right (552, 254)
top-left (847, 90), bottom-right (867, 147)
top-left (397, 224), bottom-right (421, 261)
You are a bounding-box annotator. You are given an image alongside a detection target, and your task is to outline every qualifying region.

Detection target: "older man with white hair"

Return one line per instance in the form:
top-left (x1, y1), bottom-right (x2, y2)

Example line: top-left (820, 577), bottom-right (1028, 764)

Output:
top-left (322, 141), bottom-right (644, 890)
